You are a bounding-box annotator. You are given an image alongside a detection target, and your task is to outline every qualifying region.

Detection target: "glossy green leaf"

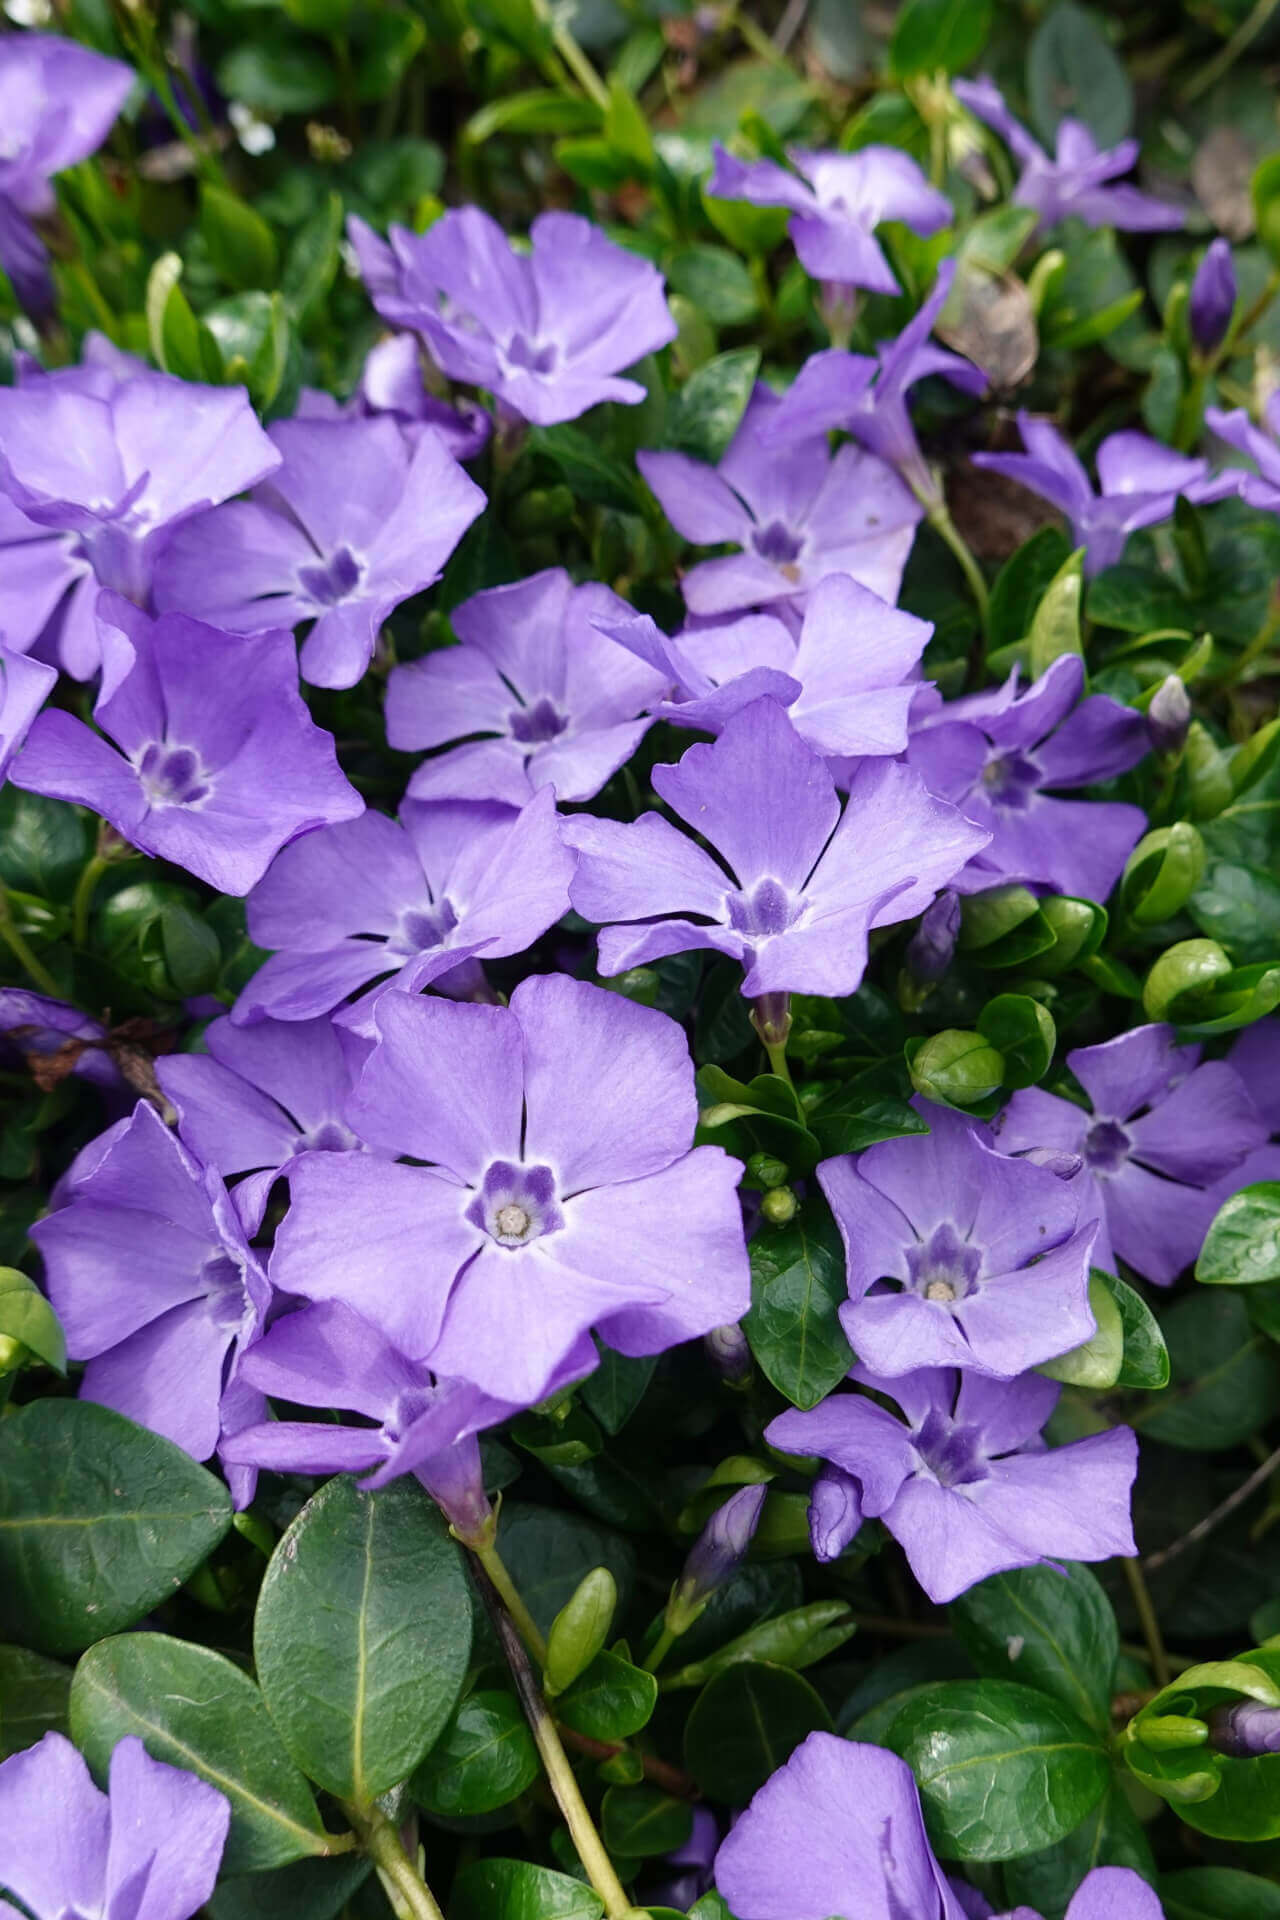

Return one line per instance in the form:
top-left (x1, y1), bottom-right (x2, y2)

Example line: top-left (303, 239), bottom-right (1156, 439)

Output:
top-left (411, 1689), bottom-right (539, 1817)
top-left (666, 245), bottom-right (760, 327)
top-left (665, 348), bottom-right (759, 463)
top-left (1108, 1272), bottom-right (1171, 1389)
top-left (890, 0), bottom-right (993, 74)
top-left (1003, 1781), bottom-right (1156, 1916)
top-left (744, 1207), bottom-right (852, 1410)
top-left (1135, 1291), bottom-right (1280, 1450)
top-left (450, 1859), bottom-right (605, 1920)
top-left (496, 1504), bottom-right (636, 1637)
top-left (1197, 1181), bottom-right (1280, 1285)
top-left (0, 1267), bottom-right (64, 1372)
top-left (0, 1643), bottom-right (71, 1756)
top-left (1027, 549), bottom-right (1085, 678)
top-left (1039, 1271), bottom-right (1125, 1389)
top-left (977, 993), bottom-right (1056, 1088)
top-left (601, 1782), bottom-right (693, 1858)
top-left (662, 1601), bottom-right (855, 1690)
top-left (950, 1563), bottom-right (1118, 1732)
top-left (684, 1662), bottom-right (831, 1805)
top-left (0, 1400), bottom-right (232, 1655)
top-left (1162, 1867), bottom-right (1280, 1919)
top-left (254, 1474), bottom-right (471, 1803)
top-left (71, 1634), bottom-right (330, 1873)
top-left (581, 1347), bottom-right (656, 1435)
top-left (545, 1567), bottom-right (617, 1697)
top-left (555, 1649), bottom-right (658, 1740)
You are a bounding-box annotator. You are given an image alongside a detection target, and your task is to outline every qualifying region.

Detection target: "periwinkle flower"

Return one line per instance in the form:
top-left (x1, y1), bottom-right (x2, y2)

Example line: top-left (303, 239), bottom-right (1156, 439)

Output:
top-left (0, 367), bottom-right (280, 673)
top-left (0, 34), bottom-right (134, 313)
top-left (970, 414), bottom-right (1236, 575)
top-left (157, 1014), bottom-right (371, 1232)
top-left (0, 988), bottom-right (124, 1098)
top-left (636, 384), bottom-right (922, 617)
top-left (1209, 1701), bottom-right (1280, 1756)
top-left (598, 572), bottom-right (933, 758)
top-left (0, 1731), bottom-right (230, 1920)
top-left (1206, 393), bottom-right (1280, 514)
top-left (1190, 238), bottom-right (1237, 356)
top-left (10, 599), bottom-right (363, 896)
top-left (1230, 1016), bottom-right (1280, 1130)
top-left (769, 1367), bottom-right (1138, 1604)
top-left (819, 1098), bottom-right (1097, 1379)
top-left (0, 641), bottom-right (54, 779)
top-left (673, 1483), bottom-right (767, 1621)
top-left (153, 416), bottom-right (487, 689)
top-left (707, 142), bottom-right (950, 291)
top-left (30, 1101), bottom-right (271, 1478)
top-left (905, 889), bottom-right (961, 986)
top-left (907, 654), bottom-right (1149, 903)
top-left (714, 1731), bottom-right (1160, 1920)
top-left (757, 262), bottom-right (987, 507)
top-left (348, 206), bottom-right (677, 427)
top-left (233, 792), bottom-right (574, 1035)
top-left (296, 332), bottom-right (491, 462)
top-left (953, 75), bottom-right (1184, 233)
top-left (997, 1023), bottom-right (1267, 1285)
top-left (644, 1805), bottom-right (720, 1913)
top-left (565, 696), bottom-right (987, 999)
top-left (266, 976), bottom-right (750, 1406)
top-left (220, 1299), bottom-right (514, 1540)
top-left (386, 568), bottom-right (669, 804)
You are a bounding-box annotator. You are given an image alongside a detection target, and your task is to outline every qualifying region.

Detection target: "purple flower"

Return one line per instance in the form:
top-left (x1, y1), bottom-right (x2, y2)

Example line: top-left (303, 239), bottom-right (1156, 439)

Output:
top-left (758, 263), bottom-right (987, 506)
top-left (1230, 1017), bottom-right (1280, 1129)
top-left (636, 384), bottom-right (922, 617)
top-left (157, 1014), bottom-right (371, 1232)
top-left (153, 415), bottom-right (487, 689)
top-left (0, 367), bottom-right (280, 669)
top-left (1206, 393), bottom-right (1280, 513)
top-left (0, 988), bottom-right (124, 1097)
top-left (233, 793), bottom-right (573, 1035)
top-left (707, 142), bottom-right (950, 291)
top-left (385, 568), bottom-right (669, 803)
top-left (1190, 238), bottom-right (1237, 356)
top-left (0, 34), bottom-right (134, 312)
top-left (0, 491), bottom-right (103, 678)
top-left (348, 206), bottom-right (677, 427)
top-left (996, 1023), bottom-right (1267, 1286)
top-left (907, 654), bottom-right (1149, 902)
top-left (0, 641), bottom-right (54, 779)
top-left (971, 414), bottom-right (1236, 575)
top-left (597, 573), bottom-right (932, 758)
top-left (769, 1367), bottom-right (1138, 1604)
top-left (905, 889), bottom-right (961, 985)
top-left (297, 333), bottom-right (491, 462)
top-left (676, 1483), bottom-right (767, 1614)
top-left (0, 1731), bottom-right (229, 1920)
top-left (1209, 1701), bottom-right (1280, 1756)
top-left (221, 1300), bottom-right (514, 1535)
top-left (644, 1806), bottom-right (720, 1912)
top-left (564, 696), bottom-right (987, 999)
top-left (10, 598), bottom-right (363, 897)
top-left (819, 1098), bottom-right (1097, 1378)
top-left (716, 1731), bottom-right (1159, 1920)
top-left (30, 1101), bottom-right (272, 1479)
top-left (954, 76), bottom-right (1184, 233)
top-left (265, 976), bottom-right (749, 1406)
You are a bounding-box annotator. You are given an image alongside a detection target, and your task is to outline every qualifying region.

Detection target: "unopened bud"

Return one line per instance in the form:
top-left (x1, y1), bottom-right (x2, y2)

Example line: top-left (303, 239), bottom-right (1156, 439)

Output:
top-left (1147, 675), bottom-right (1192, 757)
top-left (545, 1566), bottom-right (617, 1697)
top-left (906, 890), bottom-right (961, 986)
top-left (1189, 238), bottom-right (1236, 357)
top-left (705, 1321), bottom-right (752, 1384)
top-left (419, 1434), bottom-right (494, 1548)
top-left (750, 992), bottom-right (791, 1051)
top-left (809, 1464), bottom-right (863, 1564)
top-left (1139, 1712), bottom-right (1211, 1752)
top-left (760, 1185), bottom-right (798, 1225)
top-left (669, 1483), bottom-right (766, 1629)
top-left (745, 1152), bottom-right (789, 1190)
top-left (1208, 1701), bottom-right (1280, 1756)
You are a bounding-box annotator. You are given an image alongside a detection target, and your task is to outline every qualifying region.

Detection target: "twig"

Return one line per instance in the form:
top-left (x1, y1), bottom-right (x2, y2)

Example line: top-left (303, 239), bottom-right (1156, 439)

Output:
top-left (1142, 1440), bottom-right (1280, 1575)
top-left (1122, 1557), bottom-right (1171, 1689)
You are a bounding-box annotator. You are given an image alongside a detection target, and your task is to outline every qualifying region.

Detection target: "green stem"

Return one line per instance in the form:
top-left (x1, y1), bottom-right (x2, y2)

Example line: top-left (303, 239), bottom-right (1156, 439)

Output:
top-left (928, 500), bottom-right (990, 684)
top-left (72, 854), bottom-right (110, 951)
top-left (1179, 0), bottom-right (1280, 102)
top-left (642, 1622), bottom-right (679, 1674)
top-left (471, 1540), bottom-right (549, 1666)
top-left (763, 1036), bottom-right (793, 1088)
top-left (529, 0), bottom-right (610, 108)
top-left (0, 894), bottom-right (63, 999)
top-left (342, 1802), bottom-right (444, 1920)
top-left (114, 4), bottom-right (225, 186)
top-left (1122, 1556), bottom-right (1171, 1689)
top-left (475, 1564), bottom-right (639, 1920)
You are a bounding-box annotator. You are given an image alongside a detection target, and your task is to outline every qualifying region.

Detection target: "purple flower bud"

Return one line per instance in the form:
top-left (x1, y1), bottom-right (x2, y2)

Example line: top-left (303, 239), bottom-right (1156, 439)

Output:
top-left (705, 1321), bottom-right (753, 1384)
top-left (906, 889), bottom-right (961, 985)
top-left (1209, 1701), bottom-right (1280, 1756)
top-left (415, 1434), bottom-right (494, 1547)
top-left (679, 1483), bottom-right (766, 1609)
top-left (1190, 239), bottom-right (1236, 356)
top-left (1147, 674), bottom-right (1192, 757)
top-left (809, 1463), bottom-right (863, 1563)
top-left (1008, 1145), bottom-right (1084, 1180)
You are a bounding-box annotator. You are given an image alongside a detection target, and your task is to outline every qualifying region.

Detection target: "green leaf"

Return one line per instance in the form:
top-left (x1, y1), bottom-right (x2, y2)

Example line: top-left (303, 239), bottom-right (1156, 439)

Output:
top-left (161, 904), bottom-right (222, 998)
top-left (581, 1347), bottom-right (655, 1435)
top-left (988, 527), bottom-right (1074, 654)
top-left (281, 192), bottom-right (343, 331)
top-left (216, 39), bottom-right (337, 114)
top-left (1134, 1292), bottom-right (1280, 1450)
top-left (1027, 550), bottom-right (1084, 678)
top-left (451, 1859), bottom-right (604, 1920)
top-left (1190, 861), bottom-right (1280, 963)
top-left (976, 993), bottom-right (1056, 1088)
top-left (529, 425), bottom-right (643, 513)
top-left (465, 90), bottom-right (603, 142)
top-left (1027, 2), bottom-right (1132, 148)
top-left (1123, 825), bottom-right (1208, 928)
top-left (0, 1400), bottom-right (232, 1655)
top-left (1003, 1781), bottom-right (1156, 1917)
top-left (545, 1567), bottom-right (617, 1698)
top-left (71, 1634), bottom-right (329, 1873)
top-left (200, 184), bottom-right (278, 292)
top-left (890, 0), bottom-right (993, 75)
top-left (411, 1689), bottom-right (539, 1817)
top-left (662, 1600), bottom-right (856, 1690)
top-left (555, 1649), bottom-right (658, 1740)
top-left (666, 245), bottom-right (760, 327)
top-left (949, 1563), bottom-right (1118, 1732)
top-left (496, 1504), bottom-right (636, 1638)
top-left (744, 1207), bottom-right (853, 1410)
top-left (1162, 1867), bottom-right (1280, 1919)
top-left (1198, 1181), bottom-right (1280, 1285)
top-left (1039, 1271), bottom-right (1125, 1389)
top-left (208, 1856), bottom-right (372, 1920)
top-left (601, 1782), bottom-right (693, 1858)
top-left (665, 348), bottom-right (759, 463)
top-left (354, 14), bottom-right (425, 102)
top-left (0, 1266), bottom-right (65, 1373)
top-left (254, 1474), bottom-right (471, 1803)
top-left (0, 786), bottom-right (89, 900)
top-left (886, 1678), bottom-right (1110, 1860)
top-left (908, 1029), bottom-right (1006, 1107)
top-left (683, 1662), bottom-right (832, 1805)
top-left (0, 1643), bottom-right (72, 1756)
top-left (1253, 153), bottom-right (1280, 267)
top-left (1109, 1272), bottom-right (1171, 1389)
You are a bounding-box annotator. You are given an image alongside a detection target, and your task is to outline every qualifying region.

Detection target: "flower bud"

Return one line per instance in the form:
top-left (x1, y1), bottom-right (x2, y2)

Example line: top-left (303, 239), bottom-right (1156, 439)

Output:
top-left (1209, 1701), bottom-right (1280, 1756)
top-left (544, 1565), bottom-right (617, 1697)
top-left (1190, 238), bottom-right (1236, 356)
top-left (705, 1321), bottom-right (752, 1384)
top-left (760, 1185), bottom-right (798, 1225)
top-left (1140, 1712), bottom-right (1211, 1752)
top-left (909, 1028), bottom-right (1005, 1107)
top-left (905, 890), bottom-right (961, 987)
top-left (750, 992), bottom-right (791, 1050)
top-left (416, 1434), bottom-right (494, 1548)
top-left (669, 1483), bottom-right (766, 1629)
top-left (1147, 674), bottom-right (1191, 757)
top-left (745, 1151), bottom-right (789, 1190)
top-left (809, 1464), bottom-right (863, 1564)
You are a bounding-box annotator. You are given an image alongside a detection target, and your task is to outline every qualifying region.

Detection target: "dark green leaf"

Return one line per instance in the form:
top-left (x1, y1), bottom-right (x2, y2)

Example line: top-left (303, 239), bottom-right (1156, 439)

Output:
top-left (1106, 1272), bottom-right (1171, 1389)
top-left (601, 1783), bottom-right (693, 1858)
top-left (976, 993), bottom-right (1056, 1088)
top-left (216, 39), bottom-right (337, 113)
top-left (555, 1650), bottom-right (658, 1741)
top-left (891, 0), bottom-right (992, 73)
top-left (950, 1563), bottom-right (1118, 1732)
top-left (1197, 1181), bottom-right (1280, 1285)
top-left (0, 787), bottom-right (89, 901)
top-left (208, 1857), bottom-right (372, 1920)
top-left (581, 1347), bottom-right (656, 1435)
top-left (684, 1662), bottom-right (832, 1804)
top-left (1134, 1291), bottom-right (1280, 1450)
top-left (1027, 2), bottom-right (1132, 147)
top-left (0, 1400), bottom-right (232, 1655)
top-left (666, 246), bottom-right (759, 327)
top-left (1190, 862), bottom-right (1280, 963)
top-left (451, 1859), bottom-right (604, 1920)
top-left (665, 349), bottom-right (759, 464)
top-left (988, 527), bottom-right (1074, 654)
top-left (1003, 1782), bottom-right (1156, 1919)
top-left (0, 1643), bottom-right (71, 1756)
top-left (200, 184), bottom-right (278, 292)
top-left (529, 425), bottom-right (643, 513)
top-left (744, 1207), bottom-right (853, 1410)
top-left (496, 1505), bottom-right (636, 1637)
top-left (1161, 1867), bottom-right (1280, 1920)
top-left (411, 1689), bottom-right (539, 1817)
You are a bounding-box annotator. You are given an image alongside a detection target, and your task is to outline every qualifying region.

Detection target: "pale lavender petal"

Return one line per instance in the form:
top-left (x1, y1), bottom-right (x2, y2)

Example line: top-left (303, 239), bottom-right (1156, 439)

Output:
top-left (348, 992), bottom-right (522, 1174)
